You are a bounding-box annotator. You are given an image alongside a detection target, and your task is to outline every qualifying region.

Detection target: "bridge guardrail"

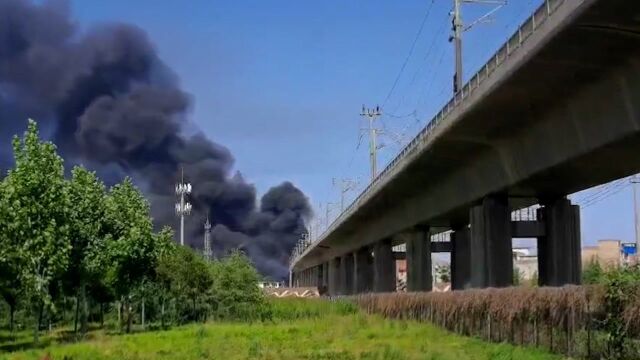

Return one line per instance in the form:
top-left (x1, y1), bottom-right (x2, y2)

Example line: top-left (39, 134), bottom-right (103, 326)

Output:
top-left (290, 0), bottom-right (566, 268)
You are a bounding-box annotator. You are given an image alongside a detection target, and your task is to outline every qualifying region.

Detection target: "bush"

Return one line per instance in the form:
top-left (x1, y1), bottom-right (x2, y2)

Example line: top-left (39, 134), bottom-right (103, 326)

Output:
top-left (209, 251), bottom-right (270, 321)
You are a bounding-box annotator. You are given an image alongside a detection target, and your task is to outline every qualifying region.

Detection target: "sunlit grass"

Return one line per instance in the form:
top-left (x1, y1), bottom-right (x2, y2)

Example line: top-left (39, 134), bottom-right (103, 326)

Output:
top-left (2, 309), bottom-right (562, 360)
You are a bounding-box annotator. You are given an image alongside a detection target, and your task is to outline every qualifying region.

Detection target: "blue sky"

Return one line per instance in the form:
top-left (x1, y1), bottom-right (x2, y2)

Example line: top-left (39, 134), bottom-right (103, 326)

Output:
top-left (69, 0), bottom-right (637, 247)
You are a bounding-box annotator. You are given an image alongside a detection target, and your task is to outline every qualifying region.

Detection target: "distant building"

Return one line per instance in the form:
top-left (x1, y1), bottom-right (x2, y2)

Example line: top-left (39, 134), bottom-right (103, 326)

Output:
top-left (582, 239), bottom-right (638, 268)
top-left (258, 281), bottom-right (285, 289)
top-left (513, 247), bottom-right (538, 281)
top-left (582, 239), bottom-right (621, 268)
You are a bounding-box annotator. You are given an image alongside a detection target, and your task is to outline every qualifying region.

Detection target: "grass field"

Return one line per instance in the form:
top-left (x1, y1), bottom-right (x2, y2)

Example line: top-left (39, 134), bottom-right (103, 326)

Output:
top-left (0, 315), bottom-right (560, 360)
top-left (1, 306), bottom-right (562, 360)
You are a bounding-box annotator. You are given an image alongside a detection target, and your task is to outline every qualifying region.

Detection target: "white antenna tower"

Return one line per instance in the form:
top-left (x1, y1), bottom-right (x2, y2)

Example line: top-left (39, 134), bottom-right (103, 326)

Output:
top-left (174, 167), bottom-right (192, 246)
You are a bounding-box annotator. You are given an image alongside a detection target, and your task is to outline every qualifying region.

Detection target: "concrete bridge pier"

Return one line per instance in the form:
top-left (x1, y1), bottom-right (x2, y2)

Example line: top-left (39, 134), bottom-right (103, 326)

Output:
top-left (322, 262), bottom-right (329, 291)
top-left (470, 195), bottom-right (513, 288)
top-left (451, 226), bottom-right (471, 290)
top-left (328, 258), bottom-right (341, 295)
top-left (339, 254), bottom-right (354, 295)
top-left (373, 238), bottom-right (396, 292)
top-left (316, 264), bottom-right (324, 288)
top-left (302, 269), bottom-right (308, 286)
top-left (354, 247), bottom-right (374, 293)
top-left (538, 197), bottom-right (581, 286)
top-left (406, 227), bottom-right (432, 292)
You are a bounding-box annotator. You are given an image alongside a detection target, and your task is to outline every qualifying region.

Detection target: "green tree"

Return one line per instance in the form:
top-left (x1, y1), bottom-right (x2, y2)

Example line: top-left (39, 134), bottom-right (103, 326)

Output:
top-left (64, 166), bottom-right (107, 335)
top-left (435, 264), bottom-right (451, 283)
top-left (1, 120), bottom-right (71, 342)
top-left (0, 177), bottom-right (23, 333)
top-left (513, 268), bottom-right (524, 286)
top-left (157, 245), bottom-right (212, 323)
top-left (98, 178), bottom-right (160, 332)
top-left (601, 265), bottom-right (640, 359)
top-left (210, 251), bottom-right (268, 321)
top-left (582, 259), bottom-right (604, 285)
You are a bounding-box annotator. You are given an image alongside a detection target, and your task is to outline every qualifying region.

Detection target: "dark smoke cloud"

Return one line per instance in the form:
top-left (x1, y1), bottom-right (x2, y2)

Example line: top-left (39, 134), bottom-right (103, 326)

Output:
top-left (0, 0), bottom-right (311, 279)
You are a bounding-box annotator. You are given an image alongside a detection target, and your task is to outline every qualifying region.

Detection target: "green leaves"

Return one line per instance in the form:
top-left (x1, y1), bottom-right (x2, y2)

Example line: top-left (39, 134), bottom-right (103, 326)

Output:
top-left (2, 119), bottom-right (71, 309)
top-left (0, 120), bottom-right (271, 333)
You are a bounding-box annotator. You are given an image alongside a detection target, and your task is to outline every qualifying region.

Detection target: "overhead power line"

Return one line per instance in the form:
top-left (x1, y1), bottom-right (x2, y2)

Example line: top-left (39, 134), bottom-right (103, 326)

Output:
top-left (382, 0), bottom-right (436, 108)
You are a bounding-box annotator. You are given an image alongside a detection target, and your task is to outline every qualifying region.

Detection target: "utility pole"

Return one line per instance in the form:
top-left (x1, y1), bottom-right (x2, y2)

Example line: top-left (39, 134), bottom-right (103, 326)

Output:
top-left (174, 168), bottom-right (192, 246)
top-left (360, 105), bottom-right (382, 181)
top-left (633, 175), bottom-right (640, 251)
top-left (333, 178), bottom-right (358, 212)
top-left (450, 0), bottom-right (506, 94)
top-left (452, 0), bottom-right (463, 94)
top-left (319, 202), bottom-right (336, 230)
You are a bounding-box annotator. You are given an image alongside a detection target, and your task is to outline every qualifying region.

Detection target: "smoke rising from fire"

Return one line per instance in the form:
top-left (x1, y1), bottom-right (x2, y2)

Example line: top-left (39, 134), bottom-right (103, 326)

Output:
top-left (0, 0), bottom-right (311, 279)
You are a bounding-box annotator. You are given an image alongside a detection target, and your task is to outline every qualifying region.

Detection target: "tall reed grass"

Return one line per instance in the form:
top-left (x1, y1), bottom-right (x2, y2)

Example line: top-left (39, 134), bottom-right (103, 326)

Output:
top-left (353, 285), bottom-right (639, 359)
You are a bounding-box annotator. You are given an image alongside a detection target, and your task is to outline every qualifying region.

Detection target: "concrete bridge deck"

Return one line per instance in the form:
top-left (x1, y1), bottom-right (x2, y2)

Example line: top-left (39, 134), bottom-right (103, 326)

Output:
top-left (292, 0), bottom-right (640, 293)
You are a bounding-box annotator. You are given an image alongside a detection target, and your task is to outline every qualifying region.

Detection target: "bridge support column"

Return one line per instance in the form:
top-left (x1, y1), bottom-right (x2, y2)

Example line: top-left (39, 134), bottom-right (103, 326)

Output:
top-left (322, 262), bottom-right (329, 293)
top-left (339, 254), bottom-right (354, 295)
top-left (373, 238), bottom-right (396, 292)
top-left (538, 197), bottom-right (581, 286)
top-left (328, 258), bottom-right (341, 295)
top-left (406, 227), bottom-right (432, 292)
top-left (316, 264), bottom-right (324, 289)
top-left (354, 247), bottom-right (373, 293)
top-left (451, 227), bottom-right (471, 290)
top-left (470, 195), bottom-right (512, 288)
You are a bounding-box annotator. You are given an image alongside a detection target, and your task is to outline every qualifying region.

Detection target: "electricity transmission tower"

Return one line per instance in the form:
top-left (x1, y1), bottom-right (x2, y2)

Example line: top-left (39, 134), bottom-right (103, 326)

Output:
top-left (333, 177), bottom-right (358, 212)
top-left (450, 0), bottom-right (506, 93)
top-left (360, 105), bottom-right (383, 181)
top-left (174, 168), bottom-right (192, 246)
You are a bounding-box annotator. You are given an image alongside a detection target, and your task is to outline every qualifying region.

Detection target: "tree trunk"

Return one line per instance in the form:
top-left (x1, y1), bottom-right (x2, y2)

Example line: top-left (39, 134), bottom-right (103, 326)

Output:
top-left (33, 302), bottom-right (43, 344)
top-left (192, 297), bottom-right (196, 322)
top-left (118, 299), bottom-right (123, 333)
top-left (9, 303), bottom-right (15, 333)
top-left (100, 303), bottom-right (104, 328)
top-left (74, 295), bottom-right (80, 334)
top-left (161, 297), bottom-right (165, 329)
top-left (126, 299), bottom-right (132, 333)
top-left (141, 298), bottom-right (145, 330)
top-left (80, 283), bottom-right (88, 334)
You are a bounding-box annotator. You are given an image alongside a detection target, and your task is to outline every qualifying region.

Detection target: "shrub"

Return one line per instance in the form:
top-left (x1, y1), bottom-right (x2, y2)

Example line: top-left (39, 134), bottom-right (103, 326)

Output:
top-left (209, 251), bottom-right (270, 321)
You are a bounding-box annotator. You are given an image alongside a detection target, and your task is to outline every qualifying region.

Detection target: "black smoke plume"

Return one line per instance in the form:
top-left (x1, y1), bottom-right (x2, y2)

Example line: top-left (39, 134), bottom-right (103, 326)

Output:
top-left (0, 0), bottom-right (311, 279)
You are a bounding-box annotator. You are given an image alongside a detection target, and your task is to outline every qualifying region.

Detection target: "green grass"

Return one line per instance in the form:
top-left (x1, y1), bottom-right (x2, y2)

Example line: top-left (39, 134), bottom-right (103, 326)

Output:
top-left (1, 310), bottom-right (562, 359)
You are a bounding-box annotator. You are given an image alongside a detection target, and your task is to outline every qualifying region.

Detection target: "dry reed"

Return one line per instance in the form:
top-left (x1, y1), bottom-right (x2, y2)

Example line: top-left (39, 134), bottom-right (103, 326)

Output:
top-left (353, 286), bottom-right (613, 357)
